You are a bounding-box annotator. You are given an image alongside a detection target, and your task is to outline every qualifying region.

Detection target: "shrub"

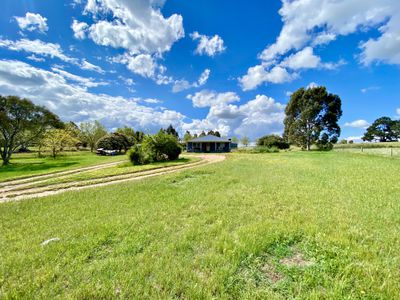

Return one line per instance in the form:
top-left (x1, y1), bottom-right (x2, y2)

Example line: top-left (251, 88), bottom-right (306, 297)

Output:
top-left (127, 145), bottom-right (147, 165)
top-left (257, 135), bottom-right (290, 149)
top-left (128, 131), bottom-right (182, 165)
top-left (253, 146), bottom-right (279, 153)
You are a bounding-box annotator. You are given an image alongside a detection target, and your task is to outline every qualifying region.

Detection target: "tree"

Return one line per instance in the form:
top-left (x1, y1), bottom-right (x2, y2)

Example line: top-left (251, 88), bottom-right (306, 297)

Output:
top-left (183, 131), bottom-right (193, 142)
top-left (96, 132), bottom-right (130, 153)
top-left (207, 130), bottom-right (215, 136)
top-left (42, 129), bottom-right (78, 158)
top-left (241, 136), bottom-right (250, 147)
top-left (257, 134), bottom-right (290, 149)
top-left (231, 136), bottom-right (239, 143)
top-left (64, 121), bottom-right (82, 149)
top-left (0, 95), bottom-right (62, 165)
top-left (284, 86), bottom-right (342, 150)
top-left (116, 126), bottom-right (136, 146)
top-left (214, 131), bottom-right (221, 137)
top-left (199, 131), bottom-right (206, 137)
top-left (165, 124), bottom-right (179, 139)
top-left (79, 120), bottom-right (107, 152)
top-left (362, 117), bottom-right (399, 142)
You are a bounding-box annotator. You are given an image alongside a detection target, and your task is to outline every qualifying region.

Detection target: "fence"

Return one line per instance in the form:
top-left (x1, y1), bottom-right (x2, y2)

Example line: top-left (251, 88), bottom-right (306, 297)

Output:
top-left (334, 147), bottom-right (400, 158)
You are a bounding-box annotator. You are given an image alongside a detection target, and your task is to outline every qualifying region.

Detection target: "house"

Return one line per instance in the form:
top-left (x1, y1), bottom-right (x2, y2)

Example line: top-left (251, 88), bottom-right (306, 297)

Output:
top-left (186, 135), bottom-right (231, 153)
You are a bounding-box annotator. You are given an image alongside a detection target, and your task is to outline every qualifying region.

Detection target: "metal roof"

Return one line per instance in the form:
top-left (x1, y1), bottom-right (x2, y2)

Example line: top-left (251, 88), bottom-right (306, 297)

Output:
top-left (188, 135), bottom-right (230, 143)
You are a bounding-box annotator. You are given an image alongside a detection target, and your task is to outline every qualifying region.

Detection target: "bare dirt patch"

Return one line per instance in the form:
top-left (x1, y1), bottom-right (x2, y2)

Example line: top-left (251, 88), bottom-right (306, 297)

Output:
top-left (279, 252), bottom-right (314, 268)
top-left (260, 262), bottom-right (284, 283)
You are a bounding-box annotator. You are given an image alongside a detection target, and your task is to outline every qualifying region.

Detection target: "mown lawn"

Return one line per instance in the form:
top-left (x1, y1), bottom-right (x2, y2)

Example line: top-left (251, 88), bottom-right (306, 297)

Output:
top-left (0, 151), bottom-right (127, 182)
top-left (1, 152), bottom-right (400, 298)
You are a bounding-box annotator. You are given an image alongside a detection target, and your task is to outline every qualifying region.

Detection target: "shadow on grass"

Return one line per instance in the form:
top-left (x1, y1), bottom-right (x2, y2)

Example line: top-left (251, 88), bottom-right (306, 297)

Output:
top-left (0, 161), bottom-right (78, 174)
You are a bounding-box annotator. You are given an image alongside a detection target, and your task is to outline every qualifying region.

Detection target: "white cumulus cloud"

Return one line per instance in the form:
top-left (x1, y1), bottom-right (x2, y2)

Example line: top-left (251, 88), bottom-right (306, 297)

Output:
top-left (191, 31), bottom-right (226, 57)
top-left (71, 20), bottom-right (88, 39)
top-left (14, 12), bottom-right (48, 33)
top-left (344, 119), bottom-right (370, 129)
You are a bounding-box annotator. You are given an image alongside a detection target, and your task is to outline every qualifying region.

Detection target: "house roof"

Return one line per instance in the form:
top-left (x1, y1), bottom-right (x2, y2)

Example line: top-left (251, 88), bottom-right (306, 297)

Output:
top-left (188, 135), bottom-right (230, 143)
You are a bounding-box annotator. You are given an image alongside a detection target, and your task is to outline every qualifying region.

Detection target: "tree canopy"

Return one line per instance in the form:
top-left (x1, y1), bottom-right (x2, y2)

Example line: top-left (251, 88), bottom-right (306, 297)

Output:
top-left (79, 121), bottom-right (108, 152)
top-left (284, 86), bottom-right (342, 150)
top-left (257, 134), bottom-right (290, 149)
top-left (96, 132), bottom-right (130, 152)
top-left (362, 117), bottom-right (400, 142)
top-left (0, 95), bottom-right (62, 165)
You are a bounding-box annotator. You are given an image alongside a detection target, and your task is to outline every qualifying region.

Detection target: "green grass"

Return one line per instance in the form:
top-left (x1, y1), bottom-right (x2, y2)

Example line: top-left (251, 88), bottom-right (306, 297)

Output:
top-left (0, 151), bottom-right (127, 182)
top-left (1, 152), bottom-right (400, 298)
top-left (6, 157), bottom-right (200, 193)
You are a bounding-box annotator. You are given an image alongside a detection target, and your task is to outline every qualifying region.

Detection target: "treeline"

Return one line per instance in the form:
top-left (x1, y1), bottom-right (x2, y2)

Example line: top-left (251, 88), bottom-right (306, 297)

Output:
top-left (0, 95), bottom-right (180, 166)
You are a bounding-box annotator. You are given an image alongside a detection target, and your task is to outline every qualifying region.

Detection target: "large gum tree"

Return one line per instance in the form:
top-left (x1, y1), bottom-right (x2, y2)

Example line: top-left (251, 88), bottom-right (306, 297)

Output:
top-left (0, 95), bottom-right (61, 166)
top-left (284, 86), bottom-right (342, 150)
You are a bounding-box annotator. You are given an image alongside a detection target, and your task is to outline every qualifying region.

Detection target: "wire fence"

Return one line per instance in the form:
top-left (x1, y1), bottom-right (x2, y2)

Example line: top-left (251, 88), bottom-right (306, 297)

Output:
top-left (334, 147), bottom-right (400, 158)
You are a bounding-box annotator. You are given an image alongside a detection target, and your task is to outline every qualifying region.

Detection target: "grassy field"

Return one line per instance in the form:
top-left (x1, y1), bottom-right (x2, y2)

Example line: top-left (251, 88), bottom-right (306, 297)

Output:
top-left (0, 151), bottom-right (127, 182)
top-left (1, 151), bottom-right (400, 298)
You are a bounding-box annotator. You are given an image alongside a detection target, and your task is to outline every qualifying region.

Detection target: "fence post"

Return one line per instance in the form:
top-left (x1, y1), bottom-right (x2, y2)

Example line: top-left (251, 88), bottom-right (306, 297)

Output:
top-left (391, 148), bottom-right (393, 157)
top-left (361, 146), bottom-right (363, 153)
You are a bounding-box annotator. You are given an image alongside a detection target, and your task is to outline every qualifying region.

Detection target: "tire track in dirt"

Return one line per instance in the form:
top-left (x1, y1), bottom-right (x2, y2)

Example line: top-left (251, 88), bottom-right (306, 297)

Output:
top-left (0, 154), bottom-right (225, 203)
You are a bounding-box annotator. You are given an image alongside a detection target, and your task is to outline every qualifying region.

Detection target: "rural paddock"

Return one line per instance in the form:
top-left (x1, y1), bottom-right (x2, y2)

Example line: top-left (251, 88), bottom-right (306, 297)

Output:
top-left (1, 151), bottom-right (400, 298)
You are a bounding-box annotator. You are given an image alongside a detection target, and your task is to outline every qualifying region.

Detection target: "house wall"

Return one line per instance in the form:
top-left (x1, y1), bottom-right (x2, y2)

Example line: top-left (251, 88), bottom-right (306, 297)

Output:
top-left (186, 142), bottom-right (230, 153)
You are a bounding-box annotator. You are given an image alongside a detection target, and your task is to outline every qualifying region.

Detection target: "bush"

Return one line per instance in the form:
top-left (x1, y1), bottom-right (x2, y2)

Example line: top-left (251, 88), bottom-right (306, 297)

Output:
top-left (127, 145), bottom-right (147, 165)
top-left (128, 131), bottom-right (181, 165)
top-left (257, 135), bottom-right (290, 149)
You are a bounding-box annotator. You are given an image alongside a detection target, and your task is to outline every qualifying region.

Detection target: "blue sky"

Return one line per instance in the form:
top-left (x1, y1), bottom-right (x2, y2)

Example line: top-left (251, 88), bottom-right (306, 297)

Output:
top-left (0, 0), bottom-right (399, 141)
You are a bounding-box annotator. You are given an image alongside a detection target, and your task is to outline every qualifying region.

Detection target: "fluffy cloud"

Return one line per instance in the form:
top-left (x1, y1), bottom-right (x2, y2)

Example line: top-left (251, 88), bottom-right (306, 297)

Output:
top-left (14, 12), bottom-right (48, 33)
top-left (81, 0), bottom-right (184, 55)
top-left (191, 32), bottom-right (226, 57)
top-left (396, 108), bottom-right (400, 117)
top-left (344, 119), bottom-right (370, 129)
top-left (240, 65), bottom-right (297, 91)
top-left (259, 0), bottom-right (399, 63)
top-left (113, 53), bottom-right (157, 78)
top-left (71, 20), bottom-right (88, 39)
top-left (280, 47), bottom-right (321, 70)
top-left (240, 0), bottom-right (400, 90)
top-left (0, 39), bottom-right (76, 63)
top-left (183, 92), bottom-right (286, 139)
top-left (172, 69), bottom-right (210, 93)
top-left (0, 59), bottom-right (185, 131)
top-left (187, 90), bottom-right (239, 108)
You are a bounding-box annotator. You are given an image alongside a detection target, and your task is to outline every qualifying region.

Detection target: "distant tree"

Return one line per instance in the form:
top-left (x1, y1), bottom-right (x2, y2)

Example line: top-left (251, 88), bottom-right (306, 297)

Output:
top-left (79, 120), bottom-right (107, 152)
top-left (183, 131), bottom-right (193, 142)
top-left (207, 130), bottom-right (215, 136)
top-left (116, 126), bottom-right (136, 146)
top-left (231, 136), bottom-right (239, 143)
top-left (284, 86), bottom-right (342, 150)
top-left (348, 140), bottom-right (354, 144)
top-left (134, 131), bottom-right (145, 144)
top-left (199, 131), bottom-right (206, 137)
top-left (241, 136), bottom-right (250, 147)
top-left (214, 131), bottom-right (221, 137)
top-left (142, 130), bottom-right (182, 162)
top-left (257, 134), bottom-right (290, 149)
top-left (0, 95), bottom-right (62, 165)
top-left (64, 121), bottom-right (82, 149)
top-left (339, 139), bottom-right (348, 144)
top-left (42, 129), bottom-right (78, 158)
top-left (193, 133), bottom-right (198, 138)
top-left (362, 117), bottom-right (399, 142)
top-left (165, 124), bottom-right (179, 139)
top-left (96, 132), bottom-right (130, 153)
